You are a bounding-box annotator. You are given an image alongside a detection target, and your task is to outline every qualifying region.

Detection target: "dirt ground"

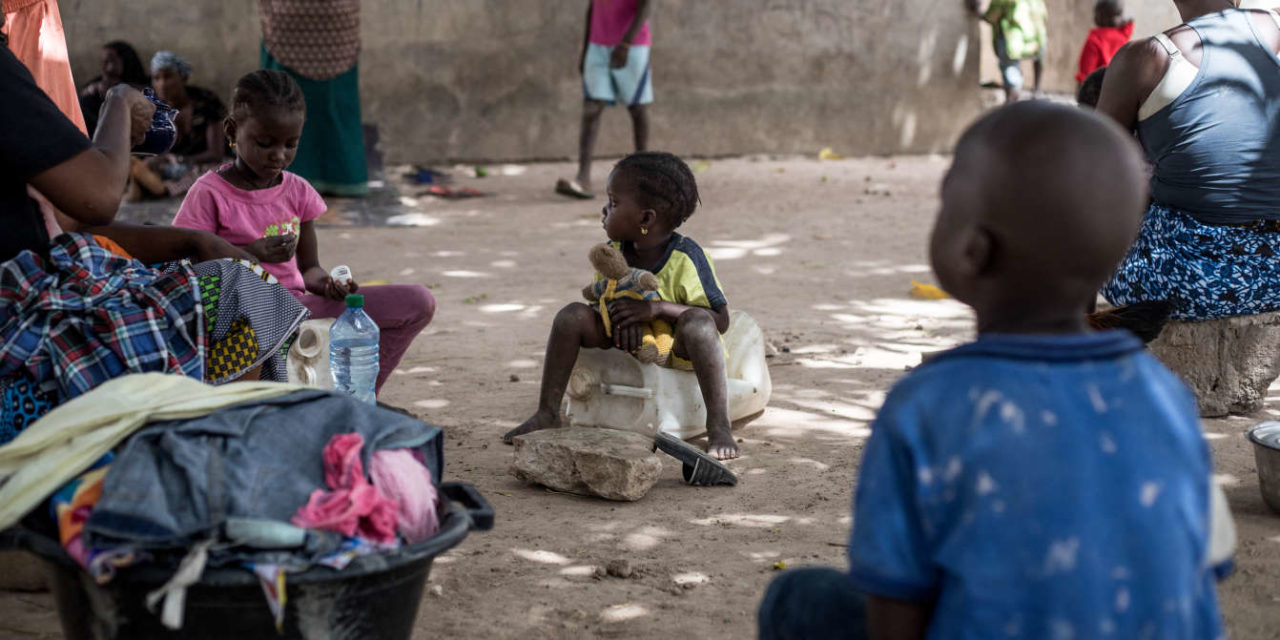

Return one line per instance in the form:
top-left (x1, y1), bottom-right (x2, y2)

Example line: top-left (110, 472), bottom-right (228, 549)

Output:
top-left (2, 156), bottom-right (1278, 639)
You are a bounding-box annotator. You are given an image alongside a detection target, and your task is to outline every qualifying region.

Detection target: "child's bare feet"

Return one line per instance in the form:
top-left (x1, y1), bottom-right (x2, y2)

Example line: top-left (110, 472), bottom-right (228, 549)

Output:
top-left (706, 423), bottom-right (739, 460)
top-left (502, 409), bottom-right (559, 444)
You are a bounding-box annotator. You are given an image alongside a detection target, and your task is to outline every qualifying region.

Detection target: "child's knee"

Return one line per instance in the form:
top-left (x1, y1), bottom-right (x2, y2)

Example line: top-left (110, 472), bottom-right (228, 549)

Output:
top-left (582, 100), bottom-right (607, 119)
top-left (553, 302), bottom-right (596, 332)
top-left (406, 285), bottom-right (436, 327)
top-left (675, 308), bottom-right (717, 343)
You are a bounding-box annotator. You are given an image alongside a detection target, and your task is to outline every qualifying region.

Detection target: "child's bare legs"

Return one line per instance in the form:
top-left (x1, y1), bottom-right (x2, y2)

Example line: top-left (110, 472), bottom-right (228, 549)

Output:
top-left (504, 302), bottom-right (609, 443)
top-left (627, 104), bottom-right (649, 152)
top-left (575, 100), bottom-right (608, 190)
top-left (675, 308), bottom-right (737, 460)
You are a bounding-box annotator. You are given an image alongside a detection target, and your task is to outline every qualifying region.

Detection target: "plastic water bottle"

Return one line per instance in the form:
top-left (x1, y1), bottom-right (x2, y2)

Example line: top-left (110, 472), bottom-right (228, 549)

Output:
top-left (330, 294), bottom-right (379, 404)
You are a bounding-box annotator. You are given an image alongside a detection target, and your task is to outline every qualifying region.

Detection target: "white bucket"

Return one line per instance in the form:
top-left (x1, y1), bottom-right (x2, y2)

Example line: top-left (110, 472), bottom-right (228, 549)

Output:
top-left (287, 319), bottom-right (335, 389)
top-left (565, 310), bottom-right (772, 439)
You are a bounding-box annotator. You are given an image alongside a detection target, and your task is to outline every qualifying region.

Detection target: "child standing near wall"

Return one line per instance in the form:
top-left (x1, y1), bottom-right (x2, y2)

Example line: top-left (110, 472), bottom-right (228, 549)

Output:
top-left (968, 0), bottom-right (1048, 102)
top-left (554, 0), bottom-right (653, 200)
top-left (1076, 0), bottom-right (1133, 85)
top-left (174, 70), bottom-right (435, 394)
top-left (757, 102), bottom-right (1234, 639)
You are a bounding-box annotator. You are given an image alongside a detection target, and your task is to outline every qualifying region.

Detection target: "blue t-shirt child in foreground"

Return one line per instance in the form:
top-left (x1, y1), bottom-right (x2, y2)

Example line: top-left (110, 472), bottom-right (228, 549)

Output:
top-left (758, 102), bottom-right (1232, 639)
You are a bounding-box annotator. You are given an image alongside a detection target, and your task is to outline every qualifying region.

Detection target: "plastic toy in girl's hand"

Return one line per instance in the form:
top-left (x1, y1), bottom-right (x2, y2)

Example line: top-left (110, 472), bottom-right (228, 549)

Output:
top-left (330, 264), bottom-right (354, 285)
top-left (132, 88), bottom-right (180, 156)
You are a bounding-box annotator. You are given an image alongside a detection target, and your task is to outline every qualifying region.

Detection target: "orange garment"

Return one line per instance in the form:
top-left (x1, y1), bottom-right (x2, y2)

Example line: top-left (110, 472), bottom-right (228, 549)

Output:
top-left (2, 0), bottom-right (86, 134)
top-left (91, 235), bottom-right (133, 260)
top-left (3, 0), bottom-right (87, 238)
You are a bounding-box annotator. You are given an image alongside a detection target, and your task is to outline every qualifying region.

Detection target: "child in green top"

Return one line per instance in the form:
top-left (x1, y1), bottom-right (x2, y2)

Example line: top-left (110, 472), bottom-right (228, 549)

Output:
top-left (969, 0), bottom-right (1048, 102)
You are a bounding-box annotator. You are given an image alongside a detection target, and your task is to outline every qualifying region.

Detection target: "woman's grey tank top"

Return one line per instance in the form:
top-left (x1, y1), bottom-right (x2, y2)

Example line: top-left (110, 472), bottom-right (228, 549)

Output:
top-left (1138, 9), bottom-right (1280, 224)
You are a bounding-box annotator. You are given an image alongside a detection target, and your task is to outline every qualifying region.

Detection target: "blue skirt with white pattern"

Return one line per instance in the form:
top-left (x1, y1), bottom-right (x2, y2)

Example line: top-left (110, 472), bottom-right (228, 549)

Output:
top-left (1102, 204), bottom-right (1280, 321)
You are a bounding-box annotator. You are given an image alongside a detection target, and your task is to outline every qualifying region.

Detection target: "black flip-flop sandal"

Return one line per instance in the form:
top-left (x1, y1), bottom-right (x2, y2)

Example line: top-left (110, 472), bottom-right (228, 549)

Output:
top-left (653, 432), bottom-right (738, 486)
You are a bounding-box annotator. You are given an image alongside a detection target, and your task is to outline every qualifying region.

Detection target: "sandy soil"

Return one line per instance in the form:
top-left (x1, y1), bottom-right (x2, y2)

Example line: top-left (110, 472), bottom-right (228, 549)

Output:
top-left (2, 156), bottom-right (1278, 639)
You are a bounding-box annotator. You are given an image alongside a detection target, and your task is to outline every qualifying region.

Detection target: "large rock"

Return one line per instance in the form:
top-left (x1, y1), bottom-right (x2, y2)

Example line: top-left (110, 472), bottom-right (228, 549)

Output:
top-left (1148, 313), bottom-right (1280, 417)
top-left (511, 428), bottom-right (664, 502)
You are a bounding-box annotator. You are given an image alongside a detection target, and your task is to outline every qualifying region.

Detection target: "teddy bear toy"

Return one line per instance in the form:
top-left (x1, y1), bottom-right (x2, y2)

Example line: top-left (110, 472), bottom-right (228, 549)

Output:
top-left (582, 243), bottom-right (676, 366)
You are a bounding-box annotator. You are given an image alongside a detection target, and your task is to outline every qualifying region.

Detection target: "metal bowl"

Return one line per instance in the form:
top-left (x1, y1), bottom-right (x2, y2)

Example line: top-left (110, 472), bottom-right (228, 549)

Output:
top-left (1247, 422), bottom-right (1280, 513)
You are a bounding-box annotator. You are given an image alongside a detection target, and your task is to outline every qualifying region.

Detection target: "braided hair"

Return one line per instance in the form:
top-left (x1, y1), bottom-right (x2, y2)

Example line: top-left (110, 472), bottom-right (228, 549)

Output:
top-left (613, 152), bottom-right (701, 228)
top-left (231, 69), bottom-right (305, 120)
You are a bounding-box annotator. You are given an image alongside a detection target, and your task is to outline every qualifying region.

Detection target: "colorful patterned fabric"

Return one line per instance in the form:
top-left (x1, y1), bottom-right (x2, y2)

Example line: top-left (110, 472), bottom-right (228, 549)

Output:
top-left (50, 453), bottom-right (112, 569)
top-left (1102, 204), bottom-right (1280, 320)
top-left (207, 317), bottom-right (259, 381)
top-left (0, 233), bottom-right (203, 401)
top-left (0, 373), bottom-right (55, 445)
top-left (260, 0), bottom-right (360, 81)
top-left (189, 258), bottom-right (308, 383)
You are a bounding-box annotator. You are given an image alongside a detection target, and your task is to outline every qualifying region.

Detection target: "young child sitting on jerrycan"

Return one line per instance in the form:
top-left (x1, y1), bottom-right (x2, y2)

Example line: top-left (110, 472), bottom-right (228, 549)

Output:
top-left (504, 152), bottom-right (740, 461)
top-left (757, 102), bottom-right (1235, 640)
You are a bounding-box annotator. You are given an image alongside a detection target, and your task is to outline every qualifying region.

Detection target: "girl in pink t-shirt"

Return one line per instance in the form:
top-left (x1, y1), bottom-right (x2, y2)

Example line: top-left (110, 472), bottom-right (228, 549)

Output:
top-left (173, 70), bottom-right (434, 393)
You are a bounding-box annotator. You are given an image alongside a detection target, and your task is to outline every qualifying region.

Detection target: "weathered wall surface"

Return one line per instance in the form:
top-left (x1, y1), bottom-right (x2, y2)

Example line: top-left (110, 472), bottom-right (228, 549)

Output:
top-left (61, 0), bottom-right (982, 163)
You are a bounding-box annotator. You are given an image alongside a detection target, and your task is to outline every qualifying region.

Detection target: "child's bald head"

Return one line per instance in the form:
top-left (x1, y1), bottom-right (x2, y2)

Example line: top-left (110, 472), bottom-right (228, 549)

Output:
top-left (930, 102), bottom-right (1147, 325)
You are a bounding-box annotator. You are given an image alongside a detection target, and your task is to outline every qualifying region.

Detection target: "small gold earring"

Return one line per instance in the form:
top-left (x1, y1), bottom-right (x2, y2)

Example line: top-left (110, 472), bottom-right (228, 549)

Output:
top-left (229, 141), bottom-right (237, 148)
top-left (641, 226), bottom-right (648, 235)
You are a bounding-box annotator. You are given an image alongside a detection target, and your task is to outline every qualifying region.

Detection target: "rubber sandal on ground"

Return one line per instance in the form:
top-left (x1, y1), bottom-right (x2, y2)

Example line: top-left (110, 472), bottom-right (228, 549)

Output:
top-left (653, 432), bottom-right (738, 487)
top-left (555, 178), bottom-right (595, 200)
top-left (404, 166), bottom-right (452, 184)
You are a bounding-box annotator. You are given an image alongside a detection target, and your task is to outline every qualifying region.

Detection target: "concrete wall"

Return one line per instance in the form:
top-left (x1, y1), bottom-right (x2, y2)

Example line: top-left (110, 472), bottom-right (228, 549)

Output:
top-left (61, 0), bottom-right (982, 163)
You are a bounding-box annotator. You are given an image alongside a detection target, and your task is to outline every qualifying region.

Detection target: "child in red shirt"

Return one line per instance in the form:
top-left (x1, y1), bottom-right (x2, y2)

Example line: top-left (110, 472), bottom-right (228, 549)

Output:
top-left (1076, 0), bottom-right (1134, 85)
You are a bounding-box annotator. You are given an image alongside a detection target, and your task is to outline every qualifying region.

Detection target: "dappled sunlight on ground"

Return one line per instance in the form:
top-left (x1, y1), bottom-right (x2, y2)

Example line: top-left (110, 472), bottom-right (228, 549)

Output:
top-left (413, 399), bottom-right (450, 409)
top-left (691, 513), bottom-right (792, 528)
top-left (599, 603), bottom-right (649, 623)
top-left (705, 233), bottom-right (792, 261)
top-left (512, 548), bottom-right (573, 565)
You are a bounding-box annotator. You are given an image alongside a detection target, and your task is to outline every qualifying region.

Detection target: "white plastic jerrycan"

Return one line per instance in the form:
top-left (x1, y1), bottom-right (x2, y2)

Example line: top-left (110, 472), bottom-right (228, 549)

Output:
top-left (565, 310), bottom-right (772, 439)
top-left (286, 319), bottom-right (335, 389)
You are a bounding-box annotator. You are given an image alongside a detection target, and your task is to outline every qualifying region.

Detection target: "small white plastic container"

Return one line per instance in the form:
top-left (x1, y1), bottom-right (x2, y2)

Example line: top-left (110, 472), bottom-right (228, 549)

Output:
top-left (565, 310), bottom-right (772, 439)
top-left (330, 264), bottom-right (354, 286)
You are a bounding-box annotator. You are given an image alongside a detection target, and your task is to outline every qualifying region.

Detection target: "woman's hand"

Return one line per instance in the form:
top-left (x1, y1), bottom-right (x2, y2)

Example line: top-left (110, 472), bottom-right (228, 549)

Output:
top-left (608, 298), bottom-right (658, 328)
top-left (194, 233), bottom-right (257, 263)
top-left (245, 234), bottom-right (298, 263)
top-left (104, 85), bottom-right (155, 147)
top-left (322, 275), bottom-right (359, 301)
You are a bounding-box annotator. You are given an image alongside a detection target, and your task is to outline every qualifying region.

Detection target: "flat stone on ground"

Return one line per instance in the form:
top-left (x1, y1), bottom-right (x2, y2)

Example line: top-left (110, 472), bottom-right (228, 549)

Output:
top-left (511, 428), bottom-right (664, 501)
top-left (1148, 313), bottom-right (1280, 417)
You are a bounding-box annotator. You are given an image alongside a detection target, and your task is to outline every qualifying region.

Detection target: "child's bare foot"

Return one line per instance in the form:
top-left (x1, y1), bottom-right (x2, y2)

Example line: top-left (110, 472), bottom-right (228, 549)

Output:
top-left (502, 409), bottom-right (559, 444)
top-left (706, 424), bottom-right (739, 460)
